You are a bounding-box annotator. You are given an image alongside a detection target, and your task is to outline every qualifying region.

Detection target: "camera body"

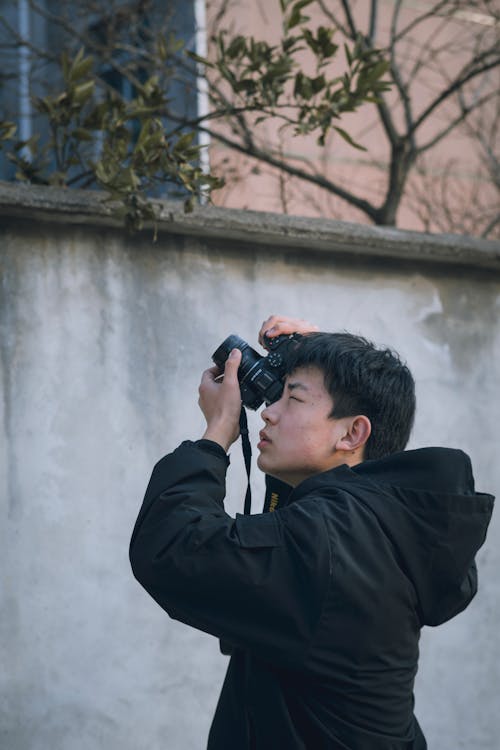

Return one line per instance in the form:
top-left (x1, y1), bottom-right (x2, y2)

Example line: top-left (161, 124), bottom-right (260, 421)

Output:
top-left (212, 333), bottom-right (302, 410)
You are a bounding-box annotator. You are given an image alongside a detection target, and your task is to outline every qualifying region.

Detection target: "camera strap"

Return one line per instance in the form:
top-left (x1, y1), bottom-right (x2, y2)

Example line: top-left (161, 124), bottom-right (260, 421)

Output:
top-left (218, 408), bottom-right (252, 657)
top-left (238, 408), bottom-right (293, 516)
top-left (239, 407), bottom-right (252, 515)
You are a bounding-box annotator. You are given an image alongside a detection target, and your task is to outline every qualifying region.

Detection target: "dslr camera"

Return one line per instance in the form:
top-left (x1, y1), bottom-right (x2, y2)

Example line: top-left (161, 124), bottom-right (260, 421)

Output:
top-left (212, 333), bottom-right (302, 410)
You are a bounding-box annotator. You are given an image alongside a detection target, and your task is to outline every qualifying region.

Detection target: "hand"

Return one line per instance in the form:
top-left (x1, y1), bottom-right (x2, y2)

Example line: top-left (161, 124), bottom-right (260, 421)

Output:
top-left (198, 349), bottom-right (243, 452)
top-left (258, 314), bottom-right (319, 348)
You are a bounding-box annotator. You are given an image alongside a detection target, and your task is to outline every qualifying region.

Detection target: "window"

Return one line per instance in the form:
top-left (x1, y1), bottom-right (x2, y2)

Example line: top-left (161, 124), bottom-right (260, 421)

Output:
top-left (0, 0), bottom-right (204, 189)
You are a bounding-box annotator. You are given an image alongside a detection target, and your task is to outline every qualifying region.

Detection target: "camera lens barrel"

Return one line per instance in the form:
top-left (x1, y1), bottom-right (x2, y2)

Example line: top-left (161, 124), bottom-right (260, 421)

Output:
top-left (212, 335), bottom-right (253, 370)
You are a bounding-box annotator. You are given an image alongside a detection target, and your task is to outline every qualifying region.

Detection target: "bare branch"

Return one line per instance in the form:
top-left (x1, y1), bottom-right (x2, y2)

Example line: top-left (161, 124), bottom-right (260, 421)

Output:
top-left (418, 90), bottom-right (499, 154)
top-left (368, 0), bottom-right (378, 44)
top-left (0, 13), bottom-right (57, 65)
top-left (389, 0), bottom-right (403, 52)
top-left (481, 213), bottom-right (500, 238)
top-left (200, 124), bottom-right (380, 222)
top-left (340, 0), bottom-right (358, 39)
top-left (404, 15), bottom-right (455, 87)
top-left (391, 0), bottom-right (458, 45)
top-left (316, 0), bottom-right (350, 38)
top-left (410, 48), bottom-right (500, 135)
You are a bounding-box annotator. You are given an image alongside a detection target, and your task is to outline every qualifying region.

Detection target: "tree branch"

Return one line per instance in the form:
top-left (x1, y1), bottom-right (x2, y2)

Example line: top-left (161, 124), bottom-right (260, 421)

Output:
top-left (410, 49), bottom-right (500, 135)
top-left (368, 0), bottom-right (378, 45)
top-left (340, 0), bottom-right (358, 39)
top-left (391, 0), bottom-right (456, 45)
top-left (481, 213), bottom-right (500, 238)
top-left (316, 0), bottom-right (350, 38)
top-left (0, 13), bottom-right (57, 65)
top-left (418, 90), bottom-right (498, 154)
top-left (200, 125), bottom-right (380, 221)
top-left (404, 15), bottom-right (451, 87)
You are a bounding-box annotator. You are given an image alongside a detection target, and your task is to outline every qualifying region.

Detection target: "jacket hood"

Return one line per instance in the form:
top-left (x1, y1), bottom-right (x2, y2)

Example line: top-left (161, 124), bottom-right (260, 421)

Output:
top-left (292, 447), bottom-right (495, 627)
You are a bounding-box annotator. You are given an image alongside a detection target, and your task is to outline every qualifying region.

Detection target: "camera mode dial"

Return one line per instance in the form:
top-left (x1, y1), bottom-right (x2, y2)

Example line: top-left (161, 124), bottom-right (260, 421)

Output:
top-left (267, 352), bottom-right (283, 368)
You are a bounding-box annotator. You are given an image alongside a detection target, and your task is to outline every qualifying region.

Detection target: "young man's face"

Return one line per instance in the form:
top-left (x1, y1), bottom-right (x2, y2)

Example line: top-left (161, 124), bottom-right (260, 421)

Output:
top-left (257, 366), bottom-right (353, 487)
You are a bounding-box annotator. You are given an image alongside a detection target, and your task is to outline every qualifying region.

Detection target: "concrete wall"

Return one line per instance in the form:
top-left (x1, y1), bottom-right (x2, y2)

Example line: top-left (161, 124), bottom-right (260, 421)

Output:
top-left (1, 184), bottom-right (499, 750)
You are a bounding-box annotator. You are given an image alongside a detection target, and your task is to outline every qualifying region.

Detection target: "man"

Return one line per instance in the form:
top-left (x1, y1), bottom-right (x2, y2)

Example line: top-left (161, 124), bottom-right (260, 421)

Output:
top-left (130, 314), bottom-right (494, 749)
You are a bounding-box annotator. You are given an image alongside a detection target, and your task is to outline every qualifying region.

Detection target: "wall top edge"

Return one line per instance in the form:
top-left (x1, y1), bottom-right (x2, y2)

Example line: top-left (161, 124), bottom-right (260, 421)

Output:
top-left (1, 181), bottom-right (499, 270)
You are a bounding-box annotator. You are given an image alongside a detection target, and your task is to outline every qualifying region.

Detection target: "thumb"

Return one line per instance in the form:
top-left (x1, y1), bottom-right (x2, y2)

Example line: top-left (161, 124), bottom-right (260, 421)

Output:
top-left (224, 348), bottom-right (242, 381)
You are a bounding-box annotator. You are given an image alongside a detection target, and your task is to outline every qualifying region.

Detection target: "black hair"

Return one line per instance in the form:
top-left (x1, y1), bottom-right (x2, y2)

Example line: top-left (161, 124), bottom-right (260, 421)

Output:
top-left (285, 332), bottom-right (416, 460)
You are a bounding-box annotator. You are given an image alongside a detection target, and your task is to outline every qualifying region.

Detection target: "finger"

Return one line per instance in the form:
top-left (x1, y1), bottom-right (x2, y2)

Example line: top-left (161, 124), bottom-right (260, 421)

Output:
top-left (200, 366), bottom-right (220, 388)
top-left (201, 367), bottom-right (217, 381)
top-left (206, 364), bottom-right (222, 377)
top-left (261, 316), bottom-right (298, 342)
top-left (268, 317), bottom-right (319, 339)
top-left (259, 315), bottom-right (280, 345)
top-left (223, 348), bottom-right (242, 384)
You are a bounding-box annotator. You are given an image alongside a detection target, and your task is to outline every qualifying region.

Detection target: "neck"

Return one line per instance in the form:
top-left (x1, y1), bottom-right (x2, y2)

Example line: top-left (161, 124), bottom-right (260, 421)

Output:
top-left (274, 452), bottom-right (364, 488)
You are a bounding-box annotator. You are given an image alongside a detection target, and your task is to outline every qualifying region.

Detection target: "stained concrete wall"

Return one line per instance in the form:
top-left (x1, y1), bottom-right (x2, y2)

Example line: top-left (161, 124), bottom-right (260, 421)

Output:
top-left (1, 184), bottom-right (499, 750)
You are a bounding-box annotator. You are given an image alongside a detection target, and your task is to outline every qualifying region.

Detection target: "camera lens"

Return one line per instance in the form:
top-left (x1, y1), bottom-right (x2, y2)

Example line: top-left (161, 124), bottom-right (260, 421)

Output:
top-left (212, 335), bottom-right (261, 376)
top-left (212, 335), bottom-right (268, 409)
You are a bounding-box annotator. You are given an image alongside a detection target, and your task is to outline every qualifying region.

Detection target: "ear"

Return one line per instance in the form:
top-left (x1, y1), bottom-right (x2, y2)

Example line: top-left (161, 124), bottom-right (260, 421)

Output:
top-left (334, 415), bottom-right (371, 453)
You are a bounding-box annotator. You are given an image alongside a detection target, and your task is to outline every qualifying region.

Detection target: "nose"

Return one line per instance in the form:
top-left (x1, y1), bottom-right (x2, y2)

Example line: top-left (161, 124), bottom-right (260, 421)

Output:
top-left (261, 400), bottom-right (279, 424)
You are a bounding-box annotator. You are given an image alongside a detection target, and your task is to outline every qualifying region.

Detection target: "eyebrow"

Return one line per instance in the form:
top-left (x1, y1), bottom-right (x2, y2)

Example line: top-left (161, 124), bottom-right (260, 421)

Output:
top-left (287, 381), bottom-right (309, 392)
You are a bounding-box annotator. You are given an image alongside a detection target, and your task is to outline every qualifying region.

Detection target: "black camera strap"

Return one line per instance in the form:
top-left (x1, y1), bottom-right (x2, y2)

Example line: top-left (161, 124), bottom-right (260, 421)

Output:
top-left (239, 407), bottom-right (294, 516)
top-left (263, 474), bottom-right (293, 513)
top-left (239, 407), bottom-right (252, 515)
top-left (219, 408), bottom-right (252, 657)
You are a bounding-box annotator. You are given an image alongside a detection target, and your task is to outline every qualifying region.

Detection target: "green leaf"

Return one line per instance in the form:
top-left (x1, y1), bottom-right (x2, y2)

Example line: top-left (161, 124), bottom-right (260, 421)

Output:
top-left (344, 42), bottom-right (352, 67)
top-left (72, 80), bottom-right (95, 105)
top-left (185, 50), bottom-right (211, 67)
top-left (173, 131), bottom-right (196, 155)
top-left (157, 34), bottom-right (168, 61)
top-left (35, 96), bottom-right (55, 117)
top-left (286, 7), bottom-right (310, 31)
top-left (234, 79), bottom-right (258, 95)
top-left (72, 127), bottom-right (93, 142)
top-left (226, 35), bottom-right (247, 59)
top-left (70, 55), bottom-right (94, 82)
top-left (94, 161), bottom-right (110, 184)
top-left (294, 71), bottom-right (320, 100)
top-left (61, 51), bottom-right (70, 81)
top-left (310, 74), bottom-right (326, 94)
top-left (367, 59), bottom-right (390, 82)
top-left (333, 126), bottom-right (367, 151)
top-left (0, 121), bottom-right (17, 141)
top-left (166, 32), bottom-right (185, 55)
top-left (290, 0), bottom-right (314, 15)
top-left (67, 47), bottom-right (93, 82)
top-left (282, 34), bottom-right (302, 53)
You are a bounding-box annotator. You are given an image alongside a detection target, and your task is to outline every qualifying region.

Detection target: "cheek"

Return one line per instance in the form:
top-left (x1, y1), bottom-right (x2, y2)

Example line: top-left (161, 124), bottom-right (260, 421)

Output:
top-left (287, 425), bottom-right (326, 459)
top-left (300, 421), bottom-right (336, 456)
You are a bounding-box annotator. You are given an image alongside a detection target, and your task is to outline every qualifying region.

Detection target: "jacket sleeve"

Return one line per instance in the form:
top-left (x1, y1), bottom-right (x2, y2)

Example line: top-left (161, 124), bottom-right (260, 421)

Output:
top-left (129, 440), bottom-right (330, 667)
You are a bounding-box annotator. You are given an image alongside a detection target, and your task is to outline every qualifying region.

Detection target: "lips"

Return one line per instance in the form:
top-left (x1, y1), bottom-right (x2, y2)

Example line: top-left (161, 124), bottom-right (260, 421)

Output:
top-left (258, 431), bottom-right (272, 449)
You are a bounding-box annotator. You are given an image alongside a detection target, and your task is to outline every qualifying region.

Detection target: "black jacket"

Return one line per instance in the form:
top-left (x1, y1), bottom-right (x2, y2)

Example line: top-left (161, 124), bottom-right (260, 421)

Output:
top-left (130, 441), bottom-right (494, 749)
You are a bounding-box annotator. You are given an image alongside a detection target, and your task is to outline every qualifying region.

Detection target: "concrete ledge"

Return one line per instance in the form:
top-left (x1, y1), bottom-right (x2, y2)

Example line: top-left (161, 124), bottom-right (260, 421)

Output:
top-left (1, 181), bottom-right (499, 270)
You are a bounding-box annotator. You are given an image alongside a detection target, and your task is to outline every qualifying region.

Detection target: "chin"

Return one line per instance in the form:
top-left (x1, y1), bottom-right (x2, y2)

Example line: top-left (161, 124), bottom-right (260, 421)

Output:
top-left (258, 455), bottom-right (278, 477)
top-left (256, 454), bottom-right (270, 472)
